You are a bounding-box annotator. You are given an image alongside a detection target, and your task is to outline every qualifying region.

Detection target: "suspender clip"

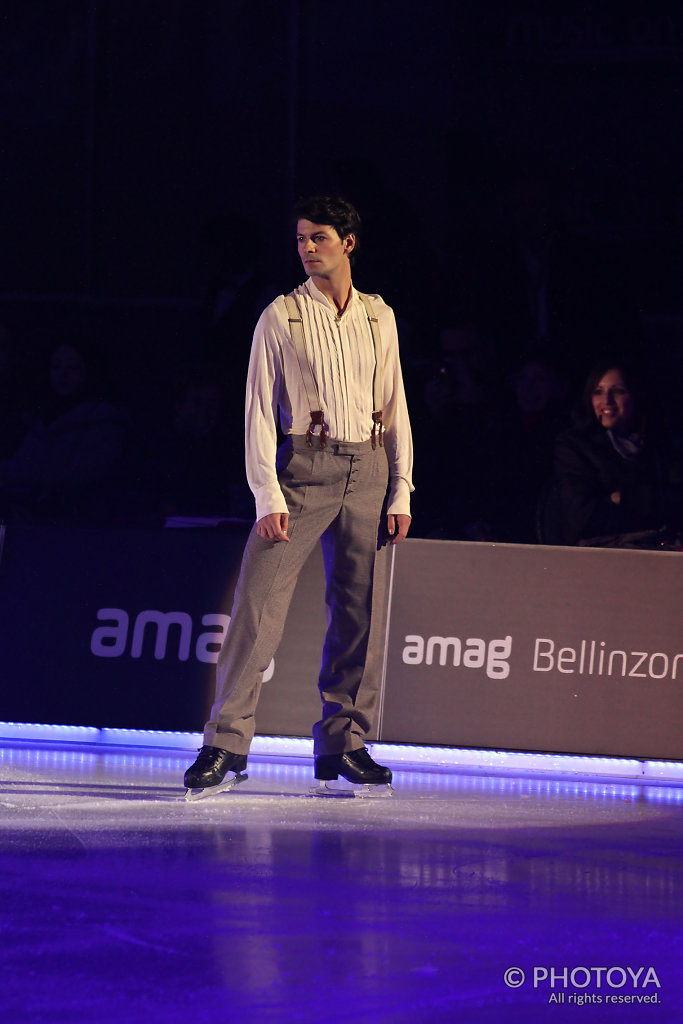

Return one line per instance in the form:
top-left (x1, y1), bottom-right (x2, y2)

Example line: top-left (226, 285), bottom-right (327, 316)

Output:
top-left (306, 410), bottom-right (327, 448)
top-left (371, 410), bottom-right (384, 449)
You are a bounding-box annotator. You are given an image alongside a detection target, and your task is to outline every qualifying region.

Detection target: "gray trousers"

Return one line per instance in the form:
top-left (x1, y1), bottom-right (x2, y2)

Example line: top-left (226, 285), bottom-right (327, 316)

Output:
top-left (203, 434), bottom-right (390, 756)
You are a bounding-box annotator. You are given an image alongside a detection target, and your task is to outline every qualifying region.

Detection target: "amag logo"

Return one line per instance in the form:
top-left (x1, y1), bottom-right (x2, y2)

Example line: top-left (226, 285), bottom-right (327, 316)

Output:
top-left (402, 634), bottom-right (512, 679)
top-left (90, 608), bottom-right (275, 679)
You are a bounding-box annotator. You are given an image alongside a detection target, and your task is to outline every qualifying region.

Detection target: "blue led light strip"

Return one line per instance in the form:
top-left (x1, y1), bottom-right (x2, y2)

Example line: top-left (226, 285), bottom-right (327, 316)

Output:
top-left (1, 721), bottom-right (682, 783)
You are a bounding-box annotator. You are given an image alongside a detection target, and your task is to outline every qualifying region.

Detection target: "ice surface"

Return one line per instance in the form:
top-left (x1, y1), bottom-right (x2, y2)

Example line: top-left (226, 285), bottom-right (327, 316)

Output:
top-left (1, 741), bottom-right (683, 1023)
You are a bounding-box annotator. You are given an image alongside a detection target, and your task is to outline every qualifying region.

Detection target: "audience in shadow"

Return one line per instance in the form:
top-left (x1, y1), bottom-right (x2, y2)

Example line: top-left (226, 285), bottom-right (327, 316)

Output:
top-left (455, 172), bottom-right (642, 391)
top-left (481, 352), bottom-right (570, 544)
top-left (1, 178), bottom-right (678, 544)
top-left (0, 322), bottom-right (38, 461)
top-left (198, 211), bottom-right (277, 416)
top-left (0, 338), bottom-right (129, 526)
top-left (135, 360), bottom-right (252, 524)
top-left (410, 322), bottom-right (492, 540)
top-left (540, 359), bottom-right (683, 547)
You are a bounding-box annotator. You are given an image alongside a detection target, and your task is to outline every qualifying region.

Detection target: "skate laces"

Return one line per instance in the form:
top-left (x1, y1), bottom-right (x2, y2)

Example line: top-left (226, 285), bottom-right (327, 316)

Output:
top-left (194, 746), bottom-right (224, 769)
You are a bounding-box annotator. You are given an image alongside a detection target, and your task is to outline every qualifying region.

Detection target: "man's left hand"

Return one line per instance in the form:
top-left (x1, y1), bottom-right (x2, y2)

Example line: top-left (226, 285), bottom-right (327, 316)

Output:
top-left (387, 514), bottom-right (411, 545)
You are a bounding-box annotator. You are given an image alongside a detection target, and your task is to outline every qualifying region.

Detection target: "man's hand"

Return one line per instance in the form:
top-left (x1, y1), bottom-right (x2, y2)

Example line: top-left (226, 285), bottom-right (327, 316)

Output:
top-left (257, 512), bottom-right (290, 542)
top-left (386, 513), bottom-right (411, 545)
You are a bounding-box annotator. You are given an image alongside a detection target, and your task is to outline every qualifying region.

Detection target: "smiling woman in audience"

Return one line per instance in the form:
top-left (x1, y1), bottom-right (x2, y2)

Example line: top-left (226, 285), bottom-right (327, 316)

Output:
top-left (547, 360), bottom-right (682, 546)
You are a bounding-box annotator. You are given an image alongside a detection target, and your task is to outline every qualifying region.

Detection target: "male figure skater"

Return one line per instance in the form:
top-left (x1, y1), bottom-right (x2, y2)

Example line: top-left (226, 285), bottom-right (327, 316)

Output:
top-left (184, 195), bottom-right (413, 797)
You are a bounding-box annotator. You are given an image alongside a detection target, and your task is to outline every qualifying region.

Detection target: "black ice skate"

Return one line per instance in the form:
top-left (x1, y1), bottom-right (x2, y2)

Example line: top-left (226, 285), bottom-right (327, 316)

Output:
top-left (184, 746), bottom-right (248, 801)
top-left (310, 747), bottom-right (393, 798)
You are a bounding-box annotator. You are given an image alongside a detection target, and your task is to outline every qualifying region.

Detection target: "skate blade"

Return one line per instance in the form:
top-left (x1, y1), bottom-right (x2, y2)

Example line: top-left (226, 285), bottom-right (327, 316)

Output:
top-left (185, 771), bottom-right (249, 802)
top-left (308, 781), bottom-right (393, 799)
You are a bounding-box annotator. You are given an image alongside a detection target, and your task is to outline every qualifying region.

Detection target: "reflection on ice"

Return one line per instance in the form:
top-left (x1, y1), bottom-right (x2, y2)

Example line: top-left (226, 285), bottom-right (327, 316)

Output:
top-left (1, 738), bottom-right (682, 1022)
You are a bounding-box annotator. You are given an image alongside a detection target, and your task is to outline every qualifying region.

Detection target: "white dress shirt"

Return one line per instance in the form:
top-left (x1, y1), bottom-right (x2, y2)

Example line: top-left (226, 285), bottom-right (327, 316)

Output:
top-left (244, 278), bottom-right (414, 520)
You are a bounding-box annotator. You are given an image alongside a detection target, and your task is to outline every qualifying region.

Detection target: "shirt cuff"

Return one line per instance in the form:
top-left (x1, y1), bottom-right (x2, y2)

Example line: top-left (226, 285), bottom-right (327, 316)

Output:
top-left (386, 477), bottom-right (413, 517)
top-left (253, 482), bottom-right (290, 522)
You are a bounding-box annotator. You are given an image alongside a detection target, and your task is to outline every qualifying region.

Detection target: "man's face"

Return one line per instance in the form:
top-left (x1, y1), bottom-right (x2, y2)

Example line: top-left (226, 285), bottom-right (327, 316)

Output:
top-left (296, 219), bottom-right (354, 279)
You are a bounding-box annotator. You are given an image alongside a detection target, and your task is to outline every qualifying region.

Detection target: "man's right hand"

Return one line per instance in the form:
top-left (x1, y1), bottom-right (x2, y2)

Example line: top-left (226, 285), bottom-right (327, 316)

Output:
top-left (256, 512), bottom-right (290, 542)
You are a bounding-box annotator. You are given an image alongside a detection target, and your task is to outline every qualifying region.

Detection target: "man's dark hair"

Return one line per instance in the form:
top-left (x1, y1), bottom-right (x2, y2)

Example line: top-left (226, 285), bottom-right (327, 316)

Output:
top-left (293, 195), bottom-right (361, 264)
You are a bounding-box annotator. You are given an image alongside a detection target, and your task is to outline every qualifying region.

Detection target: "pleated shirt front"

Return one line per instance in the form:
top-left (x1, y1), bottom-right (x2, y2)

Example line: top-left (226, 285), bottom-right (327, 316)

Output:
top-left (244, 278), bottom-right (414, 520)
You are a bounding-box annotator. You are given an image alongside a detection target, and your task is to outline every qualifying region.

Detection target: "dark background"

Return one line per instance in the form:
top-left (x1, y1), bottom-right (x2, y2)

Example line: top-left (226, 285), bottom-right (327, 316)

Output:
top-left (0, 0), bottom-right (681, 533)
top-left (2, 3), bottom-right (681, 296)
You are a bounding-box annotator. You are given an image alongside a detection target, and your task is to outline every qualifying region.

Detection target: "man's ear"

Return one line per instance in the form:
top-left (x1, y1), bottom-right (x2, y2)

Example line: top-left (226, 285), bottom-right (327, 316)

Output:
top-left (343, 233), bottom-right (356, 257)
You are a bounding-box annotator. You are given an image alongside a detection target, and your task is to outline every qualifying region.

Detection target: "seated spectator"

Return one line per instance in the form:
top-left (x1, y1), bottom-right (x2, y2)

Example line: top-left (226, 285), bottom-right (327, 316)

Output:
top-left (542, 360), bottom-right (683, 545)
top-left (0, 339), bottom-right (128, 525)
top-left (483, 352), bottom-right (569, 543)
top-left (413, 323), bottom-right (492, 539)
top-left (140, 361), bottom-right (251, 522)
top-left (0, 322), bottom-right (37, 460)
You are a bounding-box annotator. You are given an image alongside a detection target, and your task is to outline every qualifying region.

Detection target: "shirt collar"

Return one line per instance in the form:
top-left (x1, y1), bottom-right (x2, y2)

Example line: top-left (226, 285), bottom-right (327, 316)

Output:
top-left (304, 278), bottom-right (357, 315)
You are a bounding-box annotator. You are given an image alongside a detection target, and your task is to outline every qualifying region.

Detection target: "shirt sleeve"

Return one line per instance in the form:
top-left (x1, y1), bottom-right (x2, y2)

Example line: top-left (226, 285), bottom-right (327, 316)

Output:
top-left (376, 301), bottom-right (414, 516)
top-left (244, 301), bottom-right (290, 520)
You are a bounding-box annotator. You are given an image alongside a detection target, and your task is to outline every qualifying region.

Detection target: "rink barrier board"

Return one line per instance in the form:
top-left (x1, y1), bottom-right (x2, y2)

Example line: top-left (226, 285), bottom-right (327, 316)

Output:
top-left (0, 526), bottom-right (681, 760)
top-left (382, 539), bottom-right (683, 761)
